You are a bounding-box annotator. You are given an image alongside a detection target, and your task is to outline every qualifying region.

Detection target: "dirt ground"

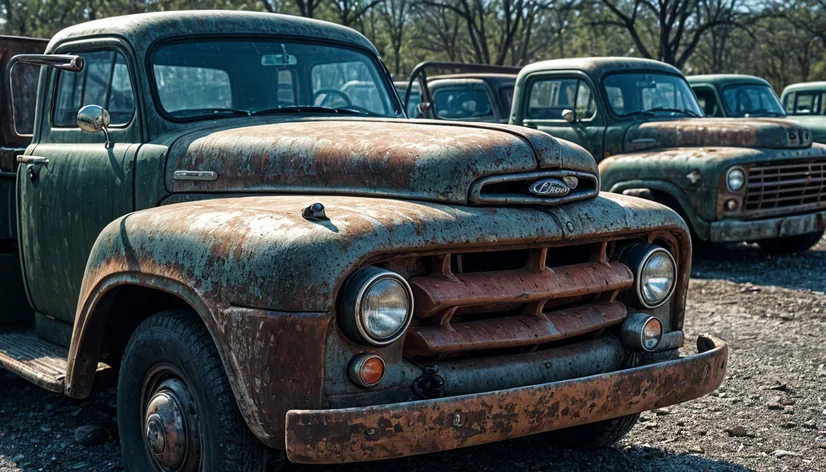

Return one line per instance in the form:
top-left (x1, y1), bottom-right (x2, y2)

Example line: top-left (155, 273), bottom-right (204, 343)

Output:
top-left (1, 237), bottom-right (824, 472)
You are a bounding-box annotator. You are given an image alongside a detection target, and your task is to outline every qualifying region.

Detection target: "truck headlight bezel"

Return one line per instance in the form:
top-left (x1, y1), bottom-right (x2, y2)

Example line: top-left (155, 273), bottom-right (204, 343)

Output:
top-left (338, 267), bottom-right (414, 346)
top-left (726, 166), bottom-right (746, 192)
top-left (620, 243), bottom-right (677, 309)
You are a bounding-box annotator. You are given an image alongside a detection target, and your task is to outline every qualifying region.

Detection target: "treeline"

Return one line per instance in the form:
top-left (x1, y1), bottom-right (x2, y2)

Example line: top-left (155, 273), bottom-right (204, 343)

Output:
top-left (1, 0), bottom-right (824, 90)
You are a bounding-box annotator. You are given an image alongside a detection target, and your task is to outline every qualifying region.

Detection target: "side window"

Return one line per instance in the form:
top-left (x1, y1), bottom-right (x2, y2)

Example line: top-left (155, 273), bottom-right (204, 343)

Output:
top-left (154, 65), bottom-right (232, 114)
top-left (54, 51), bottom-right (135, 127)
top-left (528, 78), bottom-right (596, 120)
top-left (499, 85), bottom-right (515, 112)
top-left (793, 91), bottom-right (819, 115)
top-left (432, 88), bottom-right (493, 120)
top-left (694, 88), bottom-right (720, 116)
top-left (575, 81), bottom-right (596, 119)
top-left (783, 92), bottom-right (794, 113)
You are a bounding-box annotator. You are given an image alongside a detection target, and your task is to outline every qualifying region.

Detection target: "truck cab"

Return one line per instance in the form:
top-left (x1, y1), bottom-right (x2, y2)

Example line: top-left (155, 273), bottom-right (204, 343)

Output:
top-left (402, 61), bottom-right (518, 122)
top-left (0, 14), bottom-right (726, 471)
top-left (687, 74), bottom-right (786, 118)
top-left (511, 57), bottom-right (826, 253)
top-left (780, 81), bottom-right (826, 144)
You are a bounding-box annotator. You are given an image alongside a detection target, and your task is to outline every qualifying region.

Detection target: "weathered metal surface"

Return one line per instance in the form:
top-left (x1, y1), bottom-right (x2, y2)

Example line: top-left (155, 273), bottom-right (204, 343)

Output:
top-left (625, 118), bottom-right (812, 151)
top-left (166, 118), bottom-right (597, 203)
top-left (404, 301), bottom-right (627, 356)
top-left (709, 209), bottom-right (826, 242)
top-left (779, 82), bottom-right (826, 143)
top-left (285, 336), bottom-right (728, 464)
top-left (67, 194), bottom-right (690, 445)
top-left (409, 261), bottom-right (632, 317)
top-left (510, 56), bottom-right (826, 244)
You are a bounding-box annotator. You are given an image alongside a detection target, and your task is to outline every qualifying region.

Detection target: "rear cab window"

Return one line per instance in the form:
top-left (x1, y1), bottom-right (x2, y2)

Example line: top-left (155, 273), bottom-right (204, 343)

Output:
top-left (432, 88), bottom-right (494, 120)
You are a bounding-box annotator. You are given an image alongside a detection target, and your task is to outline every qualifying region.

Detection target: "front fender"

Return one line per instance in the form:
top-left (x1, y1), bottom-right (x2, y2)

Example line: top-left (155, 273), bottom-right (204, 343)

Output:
top-left (69, 194), bottom-right (689, 447)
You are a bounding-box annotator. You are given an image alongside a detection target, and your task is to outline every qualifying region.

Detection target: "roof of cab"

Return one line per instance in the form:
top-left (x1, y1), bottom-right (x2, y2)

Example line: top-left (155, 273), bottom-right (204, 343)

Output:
top-left (687, 74), bottom-right (771, 88)
top-left (518, 56), bottom-right (681, 80)
top-left (47, 10), bottom-right (377, 55)
top-left (782, 81), bottom-right (826, 96)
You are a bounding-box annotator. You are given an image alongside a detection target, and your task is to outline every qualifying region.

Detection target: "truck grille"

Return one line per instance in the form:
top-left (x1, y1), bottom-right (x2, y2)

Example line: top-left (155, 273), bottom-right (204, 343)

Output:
top-left (745, 160), bottom-right (826, 213)
top-left (372, 238), bottom-right (676, 360)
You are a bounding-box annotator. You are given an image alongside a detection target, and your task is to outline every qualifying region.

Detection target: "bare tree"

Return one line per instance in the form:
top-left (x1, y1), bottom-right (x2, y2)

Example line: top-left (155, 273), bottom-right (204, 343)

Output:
top-left (329, 0), bottom-right (386, 26)
top-left (378, 0), bottom-right (410, 74)
top-left (412, 2), bottom-right (465, 62)
top-left (598, 0), bottom-right (743, 67)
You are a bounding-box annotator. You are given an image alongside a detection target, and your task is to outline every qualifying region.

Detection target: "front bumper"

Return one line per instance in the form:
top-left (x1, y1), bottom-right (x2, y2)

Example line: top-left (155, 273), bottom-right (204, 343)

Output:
top-left (285, 336), bottom-right (728, 464)
top-left (709, 209), bottom-right (826, 242)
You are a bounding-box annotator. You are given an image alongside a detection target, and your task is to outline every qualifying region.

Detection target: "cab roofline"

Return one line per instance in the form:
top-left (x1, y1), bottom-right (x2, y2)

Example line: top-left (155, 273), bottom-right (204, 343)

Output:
top-left (46, 10), bottom-right (377, 55)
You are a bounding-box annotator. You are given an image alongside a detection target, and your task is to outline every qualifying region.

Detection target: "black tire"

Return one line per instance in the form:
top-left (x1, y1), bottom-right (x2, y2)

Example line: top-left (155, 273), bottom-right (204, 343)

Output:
top-left (757, 230), bottom-right (824, 255)
top-left (545, 413), bottom-right (640, 449)
top-left (117, 310), bottom-right (269, 472)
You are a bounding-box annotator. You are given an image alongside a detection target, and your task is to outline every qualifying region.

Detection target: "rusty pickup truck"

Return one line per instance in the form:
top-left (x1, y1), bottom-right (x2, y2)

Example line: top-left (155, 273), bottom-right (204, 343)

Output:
top-left (0, 12), bottom-right (726, 471)
top-left (510, 58), bottom-right (826, 253)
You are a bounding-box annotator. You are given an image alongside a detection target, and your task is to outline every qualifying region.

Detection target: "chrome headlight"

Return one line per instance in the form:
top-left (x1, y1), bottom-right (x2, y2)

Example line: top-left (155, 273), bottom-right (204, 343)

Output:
top-left (726, 167), bottom-right (745, 192)
top-left (338, 267), bottom-right (414, 346)
top-left (620, 244), bottom-right (677, 309)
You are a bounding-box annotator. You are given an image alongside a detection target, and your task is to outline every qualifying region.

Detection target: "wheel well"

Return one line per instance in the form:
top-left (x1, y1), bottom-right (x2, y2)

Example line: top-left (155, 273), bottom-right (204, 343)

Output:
top-left (648, 189), bottom-right (690, 224)
top-left (97, 285), bottom-right (192, 369)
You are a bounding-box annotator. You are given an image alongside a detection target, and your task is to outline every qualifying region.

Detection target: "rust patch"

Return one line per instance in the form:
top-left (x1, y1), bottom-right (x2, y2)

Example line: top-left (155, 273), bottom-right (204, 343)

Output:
top-left (285, 336), bottom-right (728, 464)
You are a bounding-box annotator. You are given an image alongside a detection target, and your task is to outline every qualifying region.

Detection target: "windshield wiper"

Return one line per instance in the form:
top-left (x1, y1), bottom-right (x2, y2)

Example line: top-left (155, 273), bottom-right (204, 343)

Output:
top-left (171, 108), bottom-right (250, 117)
top-left (624, 110), bottom-right (655, 117)
top-left (647, 107), bottom-right (699, 117)
top-left (251, 106), bottom-right (365, 116)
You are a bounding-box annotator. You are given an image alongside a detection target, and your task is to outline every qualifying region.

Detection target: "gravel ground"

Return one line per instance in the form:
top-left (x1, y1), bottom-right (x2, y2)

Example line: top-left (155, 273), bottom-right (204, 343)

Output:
top-left (1, 237), bottom-right (824, 472)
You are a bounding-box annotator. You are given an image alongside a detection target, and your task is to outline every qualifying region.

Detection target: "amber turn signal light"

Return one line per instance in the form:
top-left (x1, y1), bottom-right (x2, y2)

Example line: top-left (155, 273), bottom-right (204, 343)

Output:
top-left (348, 353), bottom-right (386, 388)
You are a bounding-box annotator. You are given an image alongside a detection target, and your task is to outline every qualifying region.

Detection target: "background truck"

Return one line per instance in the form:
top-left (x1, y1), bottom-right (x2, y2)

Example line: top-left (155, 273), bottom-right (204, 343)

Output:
top-left (402, 61), bottom-right (518, 122)
top-left (780, 81), bottom-right (826, 144)
top-left (0, 13), bottom-right (726, 471)
top-left (687, 74), bottom-right (786, 119)
top-left (510, 57), bottom-right (826, 253)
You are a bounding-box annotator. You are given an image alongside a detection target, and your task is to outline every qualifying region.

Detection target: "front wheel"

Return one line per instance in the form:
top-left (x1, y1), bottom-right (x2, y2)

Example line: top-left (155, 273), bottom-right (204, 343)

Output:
top-left (117, 310), bottom-right (269, 472)
top-left (757, 230), bottom-right (824, 254)
top-left (544, 413), bottom-right (640, 449)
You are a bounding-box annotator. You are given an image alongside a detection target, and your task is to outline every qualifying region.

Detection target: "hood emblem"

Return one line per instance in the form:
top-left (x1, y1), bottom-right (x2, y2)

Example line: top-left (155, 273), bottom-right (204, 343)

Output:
top-left (529, 178), bottom-right (571, 197)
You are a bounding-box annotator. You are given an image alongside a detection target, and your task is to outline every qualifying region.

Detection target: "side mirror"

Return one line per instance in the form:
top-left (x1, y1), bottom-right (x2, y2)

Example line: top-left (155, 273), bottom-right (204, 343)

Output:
top-left (562, 109), bottom-right (576, 123)
top-left (417, 101), bottom-right (432, 117)
top-left (77, 104), bottom-right (113, 149)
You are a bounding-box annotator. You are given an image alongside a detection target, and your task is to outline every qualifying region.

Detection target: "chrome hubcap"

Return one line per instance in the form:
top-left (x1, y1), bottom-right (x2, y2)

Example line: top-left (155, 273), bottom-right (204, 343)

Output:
top-left (143, 376), bottom-right (201, 472)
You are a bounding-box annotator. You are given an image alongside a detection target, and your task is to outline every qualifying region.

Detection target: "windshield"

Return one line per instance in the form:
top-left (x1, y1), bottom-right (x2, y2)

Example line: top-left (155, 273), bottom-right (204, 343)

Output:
top-left (151, 39), bottom-right (401, 120)
top-left (722, 84), bottom-right (785, 117)
top-left (603, 72), bottom-right (703, 117)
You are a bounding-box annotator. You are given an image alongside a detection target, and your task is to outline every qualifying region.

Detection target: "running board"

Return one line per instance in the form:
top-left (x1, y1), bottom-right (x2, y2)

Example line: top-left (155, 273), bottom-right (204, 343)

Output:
top-left (0, 330), bottom-right (96, 393)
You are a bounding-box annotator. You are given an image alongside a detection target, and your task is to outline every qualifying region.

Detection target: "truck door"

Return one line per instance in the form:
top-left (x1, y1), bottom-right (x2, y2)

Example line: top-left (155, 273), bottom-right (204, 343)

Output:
top-left (17, 45), bottom-right (139, 328)
top-left (519, 74), bottom-right (606, 158)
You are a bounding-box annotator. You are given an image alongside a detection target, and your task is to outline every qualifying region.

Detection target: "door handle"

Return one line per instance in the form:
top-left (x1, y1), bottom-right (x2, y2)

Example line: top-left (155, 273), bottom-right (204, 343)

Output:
top-left (523, 123), bottom-right (537, 129)
top-left (17, 155), bottom-right (49, 166)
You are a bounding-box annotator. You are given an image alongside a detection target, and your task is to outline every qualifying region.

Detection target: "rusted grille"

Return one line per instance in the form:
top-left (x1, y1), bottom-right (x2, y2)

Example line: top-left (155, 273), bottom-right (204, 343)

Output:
top-left (745, 160), bottom-right (826, 213)
top-left (397, 242), bottom-right (635, 359)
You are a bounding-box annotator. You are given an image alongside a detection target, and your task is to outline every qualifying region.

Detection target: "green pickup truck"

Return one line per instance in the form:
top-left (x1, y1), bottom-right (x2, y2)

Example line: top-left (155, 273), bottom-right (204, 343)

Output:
top-left (780, 81), bottom-right (826, 144)
top-left (510, 57), bottom-right (826, 253)
top-left (0, 13), bottom-right (727, 471)
top-left (687, 74), bottom-right (786, 119)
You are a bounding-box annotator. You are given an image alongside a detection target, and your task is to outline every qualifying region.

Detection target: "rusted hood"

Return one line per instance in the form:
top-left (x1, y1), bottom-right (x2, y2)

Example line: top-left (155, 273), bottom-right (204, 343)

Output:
top-left (165, 119), bottom-right (597, 204)
top-left (625, 118), bottom-right (813, 152)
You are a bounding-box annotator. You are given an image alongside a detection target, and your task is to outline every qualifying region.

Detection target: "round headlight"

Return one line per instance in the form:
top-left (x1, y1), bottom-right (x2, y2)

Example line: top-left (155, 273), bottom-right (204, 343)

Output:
top-left (338, 267), bottom-right (413, 346)
top-left (620, 244), bottom-right (677, 309)
top-left (726, 167), bottom-right (745, 192)
top-left (621, 313), bottom-right (663, 352)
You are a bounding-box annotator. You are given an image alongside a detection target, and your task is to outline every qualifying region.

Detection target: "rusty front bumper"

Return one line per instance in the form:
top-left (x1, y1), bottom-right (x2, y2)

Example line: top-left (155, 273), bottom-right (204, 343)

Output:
top-left (710, 209), bottom-right (826, 242)
top-left (285, 336), bottom-right (728, 464)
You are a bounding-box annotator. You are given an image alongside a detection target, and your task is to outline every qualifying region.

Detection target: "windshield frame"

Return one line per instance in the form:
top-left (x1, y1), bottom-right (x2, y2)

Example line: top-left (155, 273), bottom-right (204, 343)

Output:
top-left (720, 83), bottom-right (786, 118)
top-left (601, 70), bottom-right (704, 119)
top-left (146, 35), bottom-right (403, 123)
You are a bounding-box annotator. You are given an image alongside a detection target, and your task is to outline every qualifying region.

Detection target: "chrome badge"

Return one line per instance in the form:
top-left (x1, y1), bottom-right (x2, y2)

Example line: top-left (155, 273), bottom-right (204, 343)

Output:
top-left (529, 178), bottom-right (571, 197)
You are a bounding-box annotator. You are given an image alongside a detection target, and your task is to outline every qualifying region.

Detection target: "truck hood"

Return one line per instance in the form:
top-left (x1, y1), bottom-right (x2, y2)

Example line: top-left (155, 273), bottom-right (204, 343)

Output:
top-left (625, 118), bottom-right (813, 152)
top-left (165, 119), bottom-right (598, 205)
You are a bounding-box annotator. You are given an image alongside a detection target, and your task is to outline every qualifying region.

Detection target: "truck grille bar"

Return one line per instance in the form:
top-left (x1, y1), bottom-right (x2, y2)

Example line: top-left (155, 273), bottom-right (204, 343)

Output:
top-left (745, 160), bottom-right (826, 213)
